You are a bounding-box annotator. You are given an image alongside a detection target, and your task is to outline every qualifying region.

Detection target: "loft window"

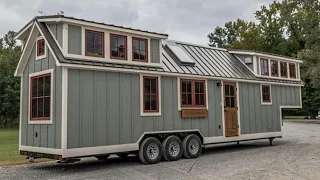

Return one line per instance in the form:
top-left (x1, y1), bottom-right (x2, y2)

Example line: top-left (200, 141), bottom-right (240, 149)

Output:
top-left (261, 85), bottom-right (271, 104)
top-left (143, 76), bottom-right (159, 112)
top-left (36, 39), bottom-right (45, 57)
top-left (289, 63), bottom-right (296, 79)
top-left (271, 60), bottom-right (279, 77)
top-left (181, 79), bottom-right (206, 108)
top-left (133, 37), bottom-right (148, 62)
top-left (260, 58), bottom-right (269, 76)
top-left (85, 30), bottom-right (104, 57)
top-left (30, 74), bottom-right (51, 120)
top-left (280, 62), bottom-right (288, 78)
top-left (110, 34), bottom-right (127, 60)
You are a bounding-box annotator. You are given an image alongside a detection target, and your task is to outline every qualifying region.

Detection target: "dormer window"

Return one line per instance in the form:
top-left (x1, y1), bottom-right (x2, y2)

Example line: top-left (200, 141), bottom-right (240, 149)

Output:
top-left (270, 60), bottom-right (279, 77)
top-left (36, 37), bottom-right (46, 60)
top-left (85, 30), bottom-right (104, 58)
top-left (280, 62), bottom-right (288, 78)
top-left (289, 63), bottom-right (296, 79)
top-left (133, 37), bottom-right (148, 62)
top-left (110, 34), bottom-right (127, 60)
top-left (260, 58), bottom-right (269, 76)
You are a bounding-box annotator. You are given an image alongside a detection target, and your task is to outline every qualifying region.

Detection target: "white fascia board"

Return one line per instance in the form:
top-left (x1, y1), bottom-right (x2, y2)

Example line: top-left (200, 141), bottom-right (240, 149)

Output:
top-left (229, 51), bottom-right (303, 63)
top-left (14, 23), bottom-right (37, 77)
top-left (38, 18), bottom-right (168, 39)
top-left (15, 23), bottom-right (33, 40)
top-left (60, 63), bottom-right (304, 87)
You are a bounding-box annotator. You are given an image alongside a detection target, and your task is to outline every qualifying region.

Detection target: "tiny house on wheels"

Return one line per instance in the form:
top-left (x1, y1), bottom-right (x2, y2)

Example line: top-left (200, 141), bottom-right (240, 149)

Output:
top-left (15, 15), bottom-right (303, 164)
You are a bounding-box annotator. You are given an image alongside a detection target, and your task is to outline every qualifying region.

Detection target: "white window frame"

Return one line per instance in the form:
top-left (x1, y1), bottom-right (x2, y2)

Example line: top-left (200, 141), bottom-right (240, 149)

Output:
top-left (177, 77), bottom-right (209, 111)
top-left (35, 36), bottom-right (47, 60)
top-left (140, 74), bottom-right (161, 116)
top-left (28, 69), bottom-right (54, 124)
top-left (260, 84), bottom-right (272, 105)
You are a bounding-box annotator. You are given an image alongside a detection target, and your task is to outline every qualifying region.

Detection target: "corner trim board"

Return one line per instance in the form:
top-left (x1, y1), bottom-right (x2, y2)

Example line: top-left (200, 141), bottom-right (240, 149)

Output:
top-left (61, 67), bottom-right (68, 152)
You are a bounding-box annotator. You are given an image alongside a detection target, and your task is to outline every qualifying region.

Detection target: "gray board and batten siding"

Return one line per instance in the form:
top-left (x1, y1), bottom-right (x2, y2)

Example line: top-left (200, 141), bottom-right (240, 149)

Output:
top-left (21, 41), bottom-right (62, 149)
top-left (66, 24), bottom-right (161, 64)
top-left (66, 68), bottom-right (301, 149)
top-left (67, 70), bottom-right (223, 148)
top-left (239, 83), bottom-right (300, 135)
top-left (47, 23), bottom-right (63, 49)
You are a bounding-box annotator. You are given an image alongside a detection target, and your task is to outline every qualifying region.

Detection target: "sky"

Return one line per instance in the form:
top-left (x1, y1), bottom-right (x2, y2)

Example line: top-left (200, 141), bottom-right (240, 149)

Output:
top-left (0, 0), bottom-right (274, 45)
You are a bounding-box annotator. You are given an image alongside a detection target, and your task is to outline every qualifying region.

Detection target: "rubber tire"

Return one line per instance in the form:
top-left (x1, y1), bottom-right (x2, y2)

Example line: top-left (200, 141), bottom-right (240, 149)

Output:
top-left (182, 134), bottom-right (202, 159)
top-left (117, 153), bottom-right (129, 159)
top-left (162, 135), bottom-right (183, 161)
top-left (139, 137), bottom-right (163, 164)
top-left (95, 155), bottom-right (110, 160)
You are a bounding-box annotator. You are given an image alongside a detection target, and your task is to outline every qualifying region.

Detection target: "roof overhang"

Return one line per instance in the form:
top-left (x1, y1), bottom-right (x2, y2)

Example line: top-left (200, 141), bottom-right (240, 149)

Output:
top-left (228, 51), bottom-right (304, 63)
top-left (37, 17), bottom-right (169, 39)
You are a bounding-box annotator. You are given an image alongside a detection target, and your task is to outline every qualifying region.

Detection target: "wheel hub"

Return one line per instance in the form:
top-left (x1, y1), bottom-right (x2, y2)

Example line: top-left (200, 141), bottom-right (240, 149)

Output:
top-left (169, 141), bottom-right (180, 157)
top-left (189, 139), bottom-right (199, 154)
top-left (147, 143), bottom-right (159, 160)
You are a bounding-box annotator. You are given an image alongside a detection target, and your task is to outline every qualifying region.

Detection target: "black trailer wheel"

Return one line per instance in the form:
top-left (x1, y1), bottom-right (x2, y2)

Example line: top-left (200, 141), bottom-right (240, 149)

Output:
top-left (95, 155), bottom-right (110, 160)
top-left (162, 135), bottom-right (183, 161)
top-left (139, 137), bottom-right (163, 164)
top-left (182, 134), bottom-right (202, 159)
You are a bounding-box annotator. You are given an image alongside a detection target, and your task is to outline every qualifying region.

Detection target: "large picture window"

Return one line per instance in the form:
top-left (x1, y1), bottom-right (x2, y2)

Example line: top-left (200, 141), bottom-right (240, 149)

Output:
top-left (85, 30), bottom-right (104, 57)
top-left (143, 76), bottom-right (159, 112)
top-left (133, 37), bottom-right (148, 62)
top-left (260, 58), bottom-right (269, 76)
top-left (30, 73), bottom-right (51, 120)
top-left (110, 34), bottom-right (127, 60)
top-left (289, 63), bottom-right (296, 79)
top-left (181, 79), bottom-right (206, 108)
top-left (271, 60), bottom-right (279, 77)
top-left (280, 62), bottom-right (288, 78)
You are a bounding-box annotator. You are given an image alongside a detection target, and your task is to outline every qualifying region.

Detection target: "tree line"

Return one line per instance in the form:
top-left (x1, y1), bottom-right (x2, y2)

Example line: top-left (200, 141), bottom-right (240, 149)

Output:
top-left (208, 0), bottom-right (320, 118)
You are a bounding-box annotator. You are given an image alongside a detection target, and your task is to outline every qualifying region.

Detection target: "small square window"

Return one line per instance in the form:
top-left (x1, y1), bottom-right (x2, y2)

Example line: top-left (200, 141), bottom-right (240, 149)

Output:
top-left (85, 30), bottom-right (104, 58)
top-left (110, 34), bottom-right (127, 60)
top-left (280, 62), bottom-right (288, 78)
top-left (133, 37), bottom-right (148, 62)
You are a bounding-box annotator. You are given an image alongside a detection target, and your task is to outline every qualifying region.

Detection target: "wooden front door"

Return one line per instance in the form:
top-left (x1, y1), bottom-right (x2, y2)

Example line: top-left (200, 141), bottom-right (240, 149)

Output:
top-left (223, 82), bottom-right (239, 137)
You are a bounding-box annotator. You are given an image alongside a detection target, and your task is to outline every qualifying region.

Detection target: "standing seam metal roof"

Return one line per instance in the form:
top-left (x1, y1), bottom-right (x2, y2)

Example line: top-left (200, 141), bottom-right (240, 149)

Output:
top-left (39, 21), bottom-right (303, 85)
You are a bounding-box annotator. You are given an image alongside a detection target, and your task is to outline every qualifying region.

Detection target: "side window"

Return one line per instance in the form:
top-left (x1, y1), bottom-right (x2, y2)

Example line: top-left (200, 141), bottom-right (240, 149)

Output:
top-left (280, 62), bottom-right (288, 78)
top-left (85, 30), bottom-right (104, 58)
top-left (36, 37), bottom-right (46, 60)
top-left (30, 73), bottom-right (51, 120)
top-left (271, 60), bottom-right (279, 77)
top-left (261, 84), bottom-right (272, 104)
top-left (289, 63), bottom-right (296, 79)
top-left (110, 34), bottom-right (127, 60)
top-left (181, 79), bottom-right (206, 108)
top-left (133, 37), bottom-right (148, 62)
top-left (260, 58), bottom-right (269, 76)
top-left (143, 76), bottom-right (159, 112)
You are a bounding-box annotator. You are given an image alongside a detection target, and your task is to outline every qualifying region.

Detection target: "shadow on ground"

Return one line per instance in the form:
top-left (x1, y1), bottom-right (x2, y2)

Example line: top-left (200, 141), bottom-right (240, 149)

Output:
top-left (26, 139), bottom-right (287, 175)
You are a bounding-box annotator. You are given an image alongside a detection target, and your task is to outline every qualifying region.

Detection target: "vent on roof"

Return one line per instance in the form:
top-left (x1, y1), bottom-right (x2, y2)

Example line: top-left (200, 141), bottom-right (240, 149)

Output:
top-left (166, 44), bottom-right (195, 65)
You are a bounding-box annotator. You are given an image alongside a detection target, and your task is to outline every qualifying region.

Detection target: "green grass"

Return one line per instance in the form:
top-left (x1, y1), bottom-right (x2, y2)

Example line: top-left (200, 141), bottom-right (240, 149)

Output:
top-left (284, 116), bottom-right (308, 119)
top-left (0, 129), bottom-right (26, 166)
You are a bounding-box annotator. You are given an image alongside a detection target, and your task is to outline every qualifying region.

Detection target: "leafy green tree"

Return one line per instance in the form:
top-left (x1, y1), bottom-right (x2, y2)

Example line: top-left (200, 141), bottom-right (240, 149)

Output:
top-left (208, 0), bottom-right (320, 118)
top-left (0, 31), bottom-right (21, 127)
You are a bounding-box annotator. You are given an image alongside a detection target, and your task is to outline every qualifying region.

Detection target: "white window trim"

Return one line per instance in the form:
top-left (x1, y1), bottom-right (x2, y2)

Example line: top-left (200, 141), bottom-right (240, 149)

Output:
top-left (35, 36), bottom-right (47, 60)
top-left (260, 84), bottom-right (272, 105)
top-left (64, 25), bottom-right (159, 67)
top-left (257, 57), bottom-right (300, 81)
top-left (28, 69), bottom-right (54, 124)
top-left (177, 77), bottom-right (209, 111)
top-left (140, 74), bottom-right (162, 116)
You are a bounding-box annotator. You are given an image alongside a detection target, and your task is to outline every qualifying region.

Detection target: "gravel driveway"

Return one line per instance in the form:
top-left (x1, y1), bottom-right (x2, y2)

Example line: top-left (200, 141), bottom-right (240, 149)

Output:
top-left (1, 121), bottom-right (320, 180)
